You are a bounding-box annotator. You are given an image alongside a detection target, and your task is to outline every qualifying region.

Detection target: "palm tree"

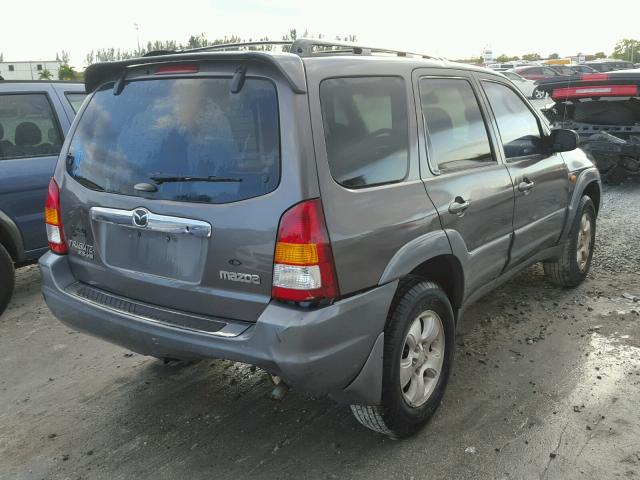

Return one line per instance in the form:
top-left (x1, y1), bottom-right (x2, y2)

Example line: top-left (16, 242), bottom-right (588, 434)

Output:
top-left (58, 65), bottom-right (76, 81)
top-left (39, 69), bottom-right (53, 80)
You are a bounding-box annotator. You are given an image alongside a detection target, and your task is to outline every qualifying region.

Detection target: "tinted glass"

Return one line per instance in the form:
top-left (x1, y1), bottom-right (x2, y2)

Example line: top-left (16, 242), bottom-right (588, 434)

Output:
top-left (65, 92), bottom-right (87, 113)
top-left (67, 78), bottom-right (280, 204)
top-left (320, 77), bottom-right (408, 188)
top-left (483, 82), bottom-right (543, 160)
top-left (420, 78), bottom-right (493, 172)
top-left (0, 94), bottom-right (62, 160)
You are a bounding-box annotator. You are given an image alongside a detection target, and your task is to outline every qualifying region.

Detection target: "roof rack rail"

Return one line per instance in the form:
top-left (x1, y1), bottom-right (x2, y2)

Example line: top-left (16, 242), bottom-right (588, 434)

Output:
top-left (291, 38), bottom-right (439, 60)
top-left (175, 38), bottom-right (440, 60)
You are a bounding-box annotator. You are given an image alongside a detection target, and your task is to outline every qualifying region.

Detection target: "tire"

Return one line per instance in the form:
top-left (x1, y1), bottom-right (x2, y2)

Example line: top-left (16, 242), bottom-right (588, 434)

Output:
top-left (351, 279), bottom-right (455, 438)
top-left (604, 166), bottom-right (627, 186)
top-left (544, 196), bottom-right (596, 287)
top-left (0, 243), bottom-right (15, 317)
top-left (533, 88), bottom-right (546, 99)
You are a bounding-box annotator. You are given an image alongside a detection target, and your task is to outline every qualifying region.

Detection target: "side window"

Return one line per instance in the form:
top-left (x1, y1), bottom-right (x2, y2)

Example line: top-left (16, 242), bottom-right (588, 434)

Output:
top-left (319, 77), bottom-right (409, 188)
top-left (65, 92), bottom-right (87, 113)
top-left (483, 81), bottom-right (544, 160)
top-left (419, 77), bottom-right (494, 173)
top-left (0, 94), bottom-right (63, 161)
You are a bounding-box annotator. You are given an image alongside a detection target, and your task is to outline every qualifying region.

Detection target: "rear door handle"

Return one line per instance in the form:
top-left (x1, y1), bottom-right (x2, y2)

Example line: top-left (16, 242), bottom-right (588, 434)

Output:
top-left (518, 178), bottom-right (535, 193)
top-left (448, 197), bottom-right (470, 215)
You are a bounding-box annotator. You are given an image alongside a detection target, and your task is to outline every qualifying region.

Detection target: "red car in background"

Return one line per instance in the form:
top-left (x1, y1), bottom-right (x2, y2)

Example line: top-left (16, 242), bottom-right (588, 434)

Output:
top-left (513, 65), bottom-right (560, 80)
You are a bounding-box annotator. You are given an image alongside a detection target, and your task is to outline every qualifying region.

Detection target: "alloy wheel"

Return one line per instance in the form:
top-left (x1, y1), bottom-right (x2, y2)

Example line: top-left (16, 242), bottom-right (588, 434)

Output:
top-left (399, 310), bottom-right (445, 407)
top-left (576, 212), bottom-right (592, 272)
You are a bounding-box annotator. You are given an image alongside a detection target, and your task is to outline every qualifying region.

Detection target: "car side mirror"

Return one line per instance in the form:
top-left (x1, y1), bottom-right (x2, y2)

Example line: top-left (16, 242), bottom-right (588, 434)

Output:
top-left (549, 128), bottom-right (578, 153)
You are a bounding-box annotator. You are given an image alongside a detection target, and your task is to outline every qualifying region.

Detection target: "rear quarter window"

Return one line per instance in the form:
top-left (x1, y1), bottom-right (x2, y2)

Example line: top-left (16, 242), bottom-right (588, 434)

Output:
top-left (319, 76), bottom-right (409, 188)
top-left (66, 77), bottom-right (280, 204)
top-left (0, 93), bottom-right (63, 160)
top-left (65, 93), bottom-right (87, 113)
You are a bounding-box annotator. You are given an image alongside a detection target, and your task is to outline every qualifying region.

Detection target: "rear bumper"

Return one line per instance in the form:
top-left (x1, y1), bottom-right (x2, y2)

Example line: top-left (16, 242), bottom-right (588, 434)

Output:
top-left (39, 252), bottom-right (396, 405)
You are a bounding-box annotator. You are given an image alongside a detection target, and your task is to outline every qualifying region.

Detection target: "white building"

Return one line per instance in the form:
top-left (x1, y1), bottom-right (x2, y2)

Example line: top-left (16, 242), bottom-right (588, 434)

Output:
top-left (0, 60), bottom-right (63, 80)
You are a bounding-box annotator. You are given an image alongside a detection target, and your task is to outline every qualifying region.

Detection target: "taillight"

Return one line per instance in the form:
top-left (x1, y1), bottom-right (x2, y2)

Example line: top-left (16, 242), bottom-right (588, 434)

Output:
top-left (552, 84), bottom-right (638, 100)
top-left (45, 178), bottom-right (67, 254)
top-left (272, 199), bottom-right (339, 302)
top-left (155, 64), bottom-right (199, 75)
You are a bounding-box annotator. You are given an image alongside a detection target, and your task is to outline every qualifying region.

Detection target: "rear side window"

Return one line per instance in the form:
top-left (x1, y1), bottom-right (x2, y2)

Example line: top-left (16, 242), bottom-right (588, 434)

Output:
top-left (320, 77), bottom-right (408, 188)
top-left (482, 81), bottom-right (543, 160)
top-left (419, 78), bottom-right (493, 172)
top-left (66, 78), bottom-right (280, 204)
top-left (0, 94), bottom-right (63, 160)
top-left (65, 92), bottom-right (87, 113)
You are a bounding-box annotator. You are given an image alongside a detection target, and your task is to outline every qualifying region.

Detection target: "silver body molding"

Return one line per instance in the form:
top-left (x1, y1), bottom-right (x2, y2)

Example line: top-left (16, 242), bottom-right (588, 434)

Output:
top-left (90, 206), bottom-right (212, 238)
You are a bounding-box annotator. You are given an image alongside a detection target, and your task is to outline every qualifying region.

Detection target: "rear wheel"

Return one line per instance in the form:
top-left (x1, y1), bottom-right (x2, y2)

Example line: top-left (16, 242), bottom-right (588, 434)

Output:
top-left (351, 280), bottom-right (455, 438)
top-left (0, 243), bottom-right (15, 316)
top-left (544, 196), bottom-right (596, 287)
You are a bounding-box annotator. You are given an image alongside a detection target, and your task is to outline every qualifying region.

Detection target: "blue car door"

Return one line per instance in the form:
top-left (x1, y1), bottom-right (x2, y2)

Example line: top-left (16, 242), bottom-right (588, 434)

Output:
top-left (0, 84), bottom-right (71, 259)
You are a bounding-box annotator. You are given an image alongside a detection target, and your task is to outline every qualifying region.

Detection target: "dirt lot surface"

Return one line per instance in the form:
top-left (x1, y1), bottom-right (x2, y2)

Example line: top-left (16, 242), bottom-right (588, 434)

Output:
top-left (1, 181), bottom-right (639, 480)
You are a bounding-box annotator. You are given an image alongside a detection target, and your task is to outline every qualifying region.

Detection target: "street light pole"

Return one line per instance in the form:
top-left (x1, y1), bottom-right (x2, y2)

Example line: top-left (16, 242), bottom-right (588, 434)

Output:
top-left (134, 23), bottom-right (141, 54)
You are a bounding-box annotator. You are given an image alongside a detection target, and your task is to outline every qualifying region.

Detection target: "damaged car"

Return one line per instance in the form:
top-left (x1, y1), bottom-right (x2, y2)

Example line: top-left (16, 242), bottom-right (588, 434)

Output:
top-left (537, 70), bottom-right (640, 184)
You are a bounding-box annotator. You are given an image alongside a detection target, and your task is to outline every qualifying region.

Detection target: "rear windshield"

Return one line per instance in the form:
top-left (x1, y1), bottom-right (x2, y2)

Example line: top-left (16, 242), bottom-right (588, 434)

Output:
top-left (66, 77), bottom-right (280, 204)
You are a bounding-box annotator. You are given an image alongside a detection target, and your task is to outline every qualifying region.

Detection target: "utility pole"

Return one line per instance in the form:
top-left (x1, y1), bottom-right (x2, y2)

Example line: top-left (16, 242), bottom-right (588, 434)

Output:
top-left (134, 23), bottom-right (141, 54)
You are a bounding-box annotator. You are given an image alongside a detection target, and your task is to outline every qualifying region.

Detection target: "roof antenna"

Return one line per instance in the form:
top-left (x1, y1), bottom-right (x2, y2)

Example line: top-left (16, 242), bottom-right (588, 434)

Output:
top-left (230, 64), bottom-right (247, 94)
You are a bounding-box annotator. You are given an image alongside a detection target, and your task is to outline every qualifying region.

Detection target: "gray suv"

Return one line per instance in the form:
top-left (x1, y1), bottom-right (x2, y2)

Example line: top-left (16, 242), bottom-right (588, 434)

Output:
top-left (39, 40), bottom-right (601, 438)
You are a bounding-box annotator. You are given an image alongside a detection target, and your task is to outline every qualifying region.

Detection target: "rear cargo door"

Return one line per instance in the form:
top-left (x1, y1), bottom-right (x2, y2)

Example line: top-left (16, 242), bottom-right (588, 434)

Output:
top-left (59, 61), bottom-right (310, 322)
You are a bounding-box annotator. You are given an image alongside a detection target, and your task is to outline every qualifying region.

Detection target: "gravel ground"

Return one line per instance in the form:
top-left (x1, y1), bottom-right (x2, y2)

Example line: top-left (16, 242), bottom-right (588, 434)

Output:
top-left (0, 180), bottom-right (639, 480)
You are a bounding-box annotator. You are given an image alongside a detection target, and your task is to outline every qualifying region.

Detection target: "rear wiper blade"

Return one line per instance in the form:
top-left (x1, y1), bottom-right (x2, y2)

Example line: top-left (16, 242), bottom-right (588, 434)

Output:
top-left (149, 175), bottom-right (243, 185)
top-left (73, 175), bottom-right (105, 191)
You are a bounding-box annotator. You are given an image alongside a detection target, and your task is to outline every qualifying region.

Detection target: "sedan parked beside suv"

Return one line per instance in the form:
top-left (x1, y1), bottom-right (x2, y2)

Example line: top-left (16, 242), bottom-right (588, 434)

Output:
top-left (0, 81), bottom-right (85, 315)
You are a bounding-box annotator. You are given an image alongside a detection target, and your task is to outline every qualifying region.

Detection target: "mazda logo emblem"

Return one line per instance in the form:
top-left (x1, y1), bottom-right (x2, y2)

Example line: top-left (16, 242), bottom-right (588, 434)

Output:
top-left (132, 208), bottom-right (149, 227)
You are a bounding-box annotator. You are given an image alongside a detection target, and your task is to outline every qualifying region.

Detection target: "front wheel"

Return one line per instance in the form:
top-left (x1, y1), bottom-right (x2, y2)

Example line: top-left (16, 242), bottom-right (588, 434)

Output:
top-left (0, 243), bottom-right (15, 317)
top-left (544, 196), bottom-right (596, 287)
top-left (351, 280), bottom-right (455, 438)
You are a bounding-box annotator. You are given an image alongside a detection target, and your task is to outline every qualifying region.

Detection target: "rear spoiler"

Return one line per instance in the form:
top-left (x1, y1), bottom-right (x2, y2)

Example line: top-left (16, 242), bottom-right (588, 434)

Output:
top-left (536, 71), bottom-right (640, 100)
top-left (84, 51), bottom-right (307, 94)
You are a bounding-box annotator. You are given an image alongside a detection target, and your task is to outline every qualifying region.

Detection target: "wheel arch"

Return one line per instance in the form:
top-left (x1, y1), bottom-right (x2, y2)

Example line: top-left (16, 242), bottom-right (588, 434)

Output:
top-left (378, 230), bottom-right (465, 311)
top-left (0, 209), bottom-right (24, 262)
top-left (582, 180), bottom-right (601, 215)
top-left (560, 167), bottom-right (602, 241)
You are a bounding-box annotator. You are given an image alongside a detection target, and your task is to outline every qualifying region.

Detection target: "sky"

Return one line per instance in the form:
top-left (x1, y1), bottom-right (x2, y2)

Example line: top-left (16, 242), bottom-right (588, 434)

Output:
top-left (2, 0), bottom-right (639, 68)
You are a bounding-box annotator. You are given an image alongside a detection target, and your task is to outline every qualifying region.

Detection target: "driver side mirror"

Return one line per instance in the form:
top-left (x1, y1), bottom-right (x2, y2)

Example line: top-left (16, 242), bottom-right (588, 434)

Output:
top-left (549, 128), bottom-right (578, 153)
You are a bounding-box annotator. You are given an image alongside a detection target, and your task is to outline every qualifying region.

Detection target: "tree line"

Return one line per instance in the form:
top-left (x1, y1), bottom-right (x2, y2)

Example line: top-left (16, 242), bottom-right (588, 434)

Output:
top-left (83, 29), bottom-right (356, 65)
top-left (2, 34), bottom-right (636, 81)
